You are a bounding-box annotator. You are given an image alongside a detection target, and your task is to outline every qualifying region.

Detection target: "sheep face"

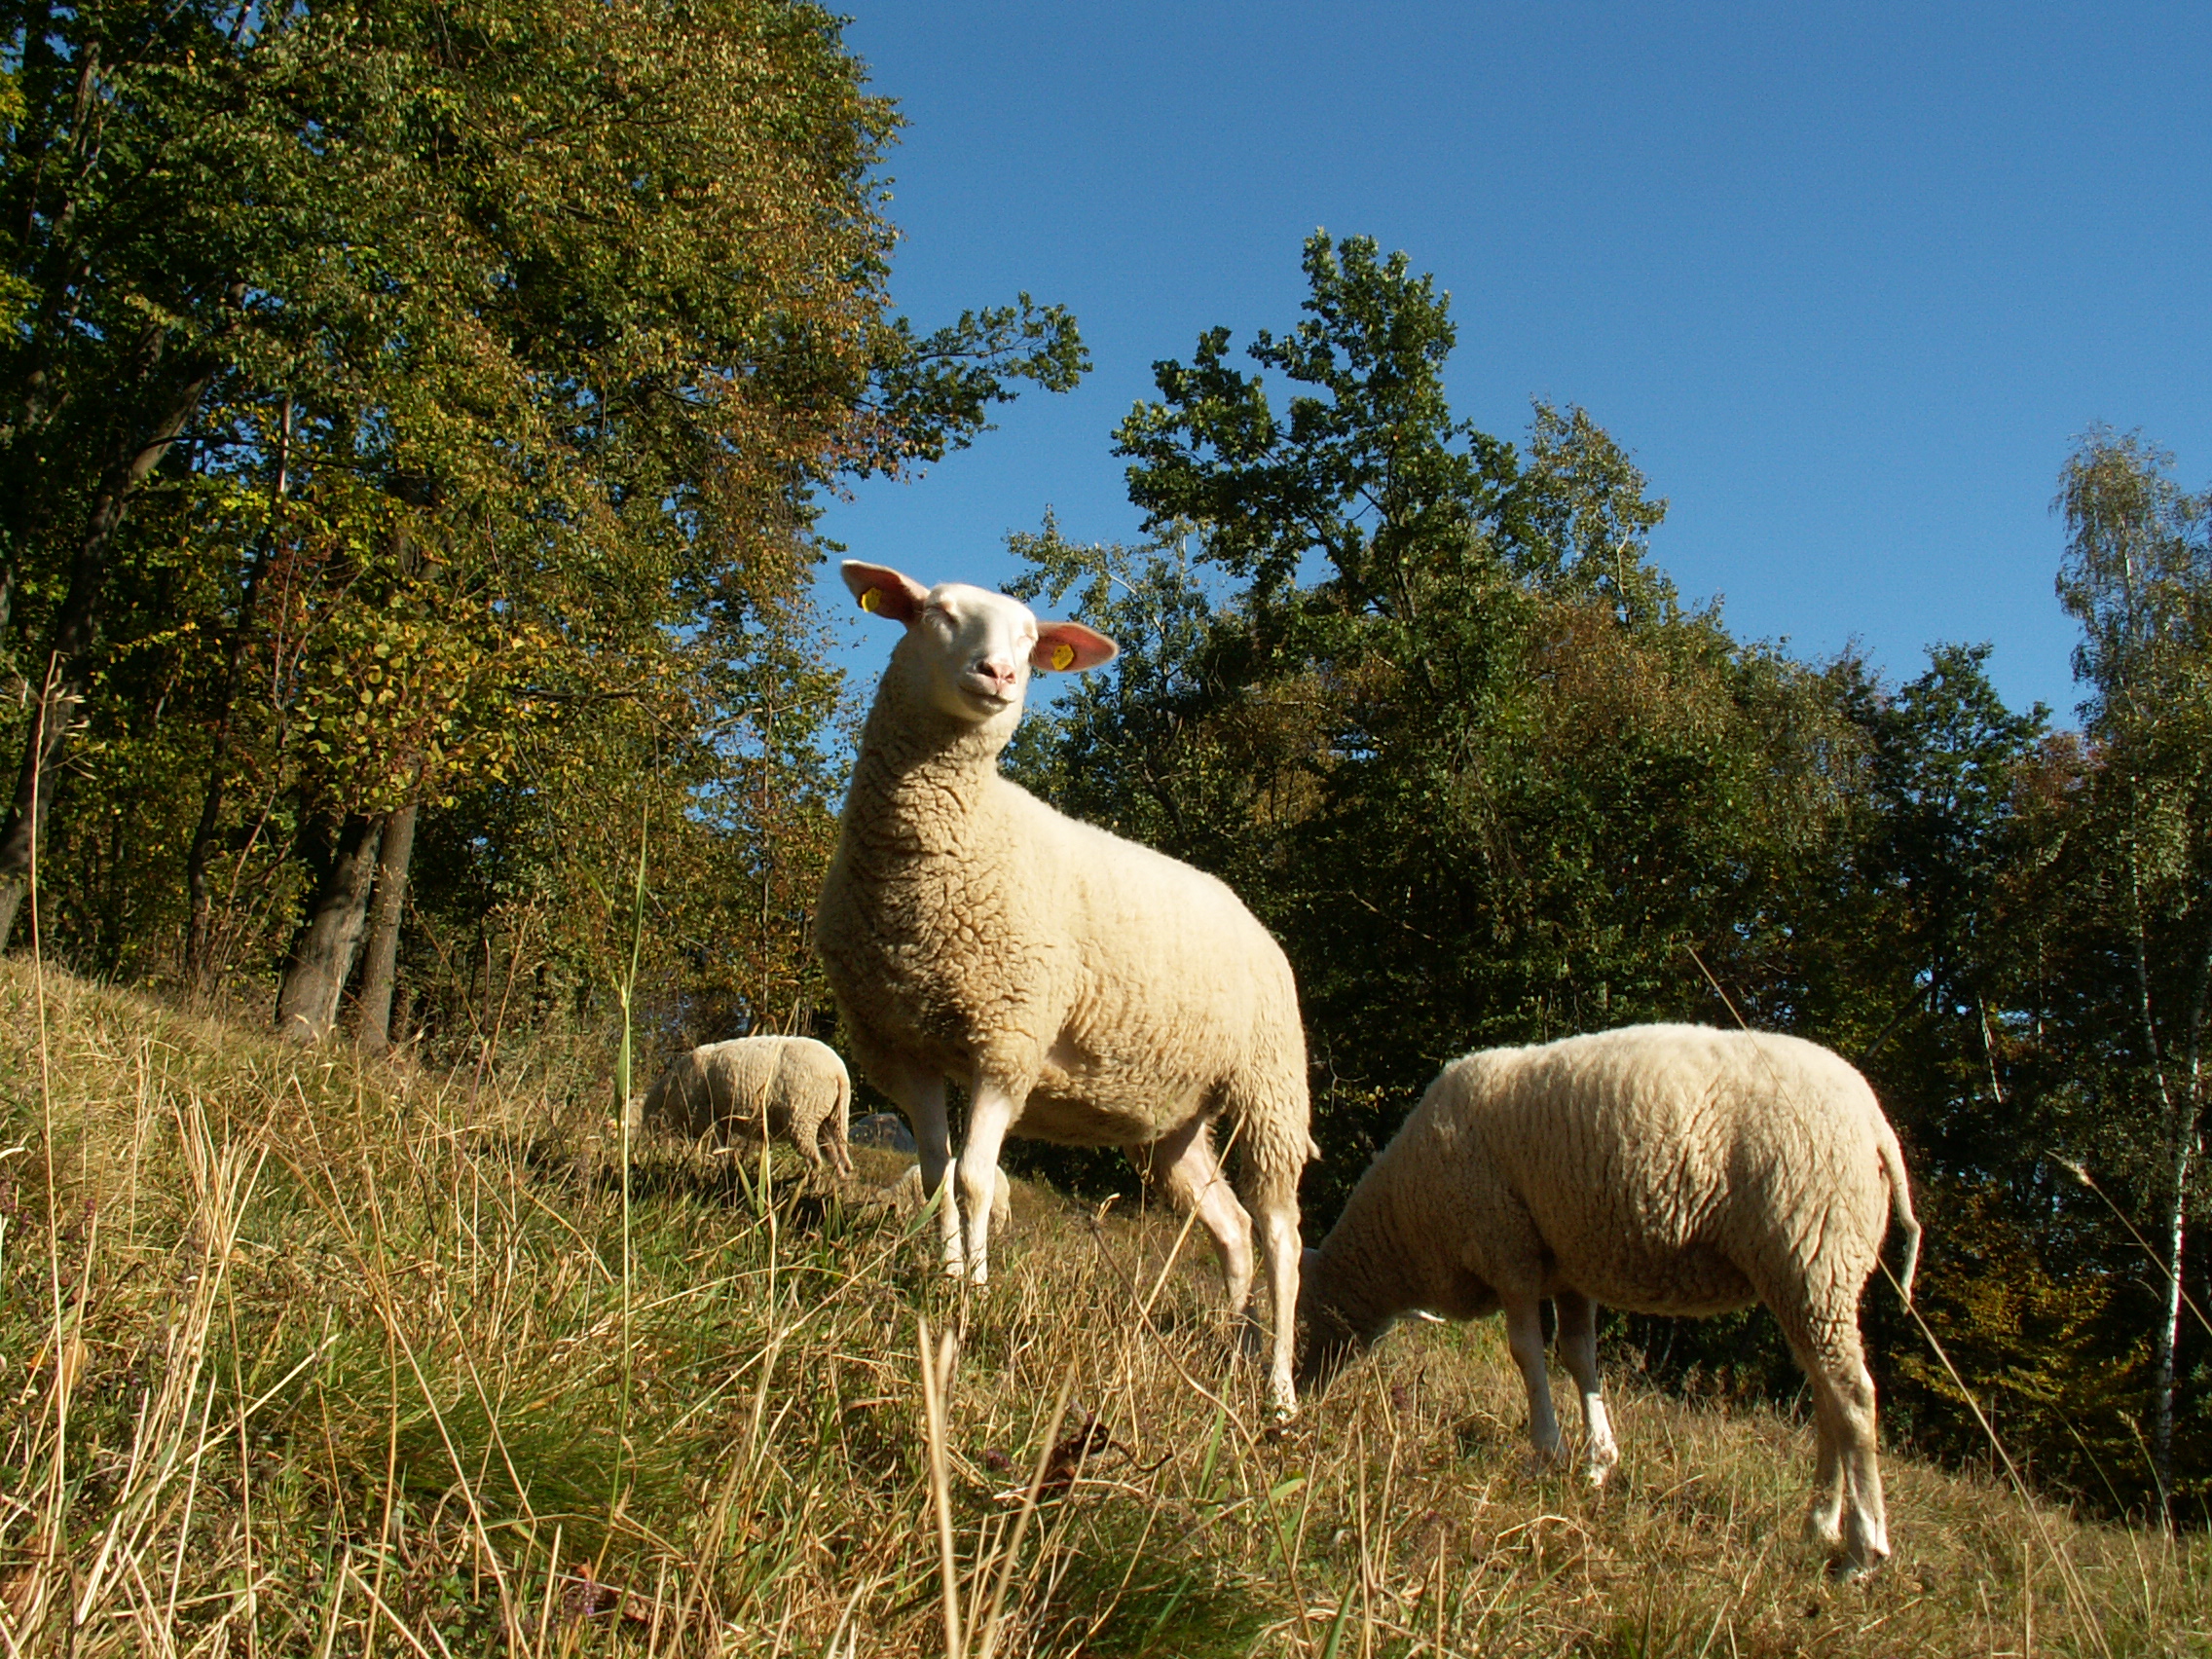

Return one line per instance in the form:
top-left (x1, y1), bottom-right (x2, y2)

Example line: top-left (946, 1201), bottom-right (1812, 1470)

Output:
top-left (842, 560), bottom-right (1116, 731)
top-left (1294, 1251), bottom-right (1381, 1395)
top-left (1294, 1307), bottom-right (1370, 1396)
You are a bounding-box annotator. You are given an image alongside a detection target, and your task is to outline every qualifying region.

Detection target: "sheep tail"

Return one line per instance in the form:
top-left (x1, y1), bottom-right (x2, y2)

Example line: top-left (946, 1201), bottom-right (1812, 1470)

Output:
top-left (828, 1063), bottom-right (855, 1179)
top-left (1878, 1123), bottom-right (1922, 1307)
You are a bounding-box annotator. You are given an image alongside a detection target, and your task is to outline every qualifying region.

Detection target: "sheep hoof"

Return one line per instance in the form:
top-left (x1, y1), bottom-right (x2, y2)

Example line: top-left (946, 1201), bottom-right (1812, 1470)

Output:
top-left (1803, 1508), bottom-right (1845, 1554)
top-left (1581, 1441), bottom-right (1620, 1488)
top-left (1826, 1552), bottom-right (1882, 1584)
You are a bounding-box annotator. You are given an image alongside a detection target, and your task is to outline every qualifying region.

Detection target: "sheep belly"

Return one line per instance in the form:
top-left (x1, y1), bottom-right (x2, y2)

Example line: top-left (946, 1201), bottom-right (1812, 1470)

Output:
top-left (1016, 1078), bottom-right (1186, 1146)
top-left (1538, 1236), bottom-right (1758, 1318)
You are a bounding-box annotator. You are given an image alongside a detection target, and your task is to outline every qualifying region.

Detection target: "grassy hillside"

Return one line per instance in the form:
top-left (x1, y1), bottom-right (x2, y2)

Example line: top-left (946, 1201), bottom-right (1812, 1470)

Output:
top-left (0, 961), bottom-right (2202, 1656)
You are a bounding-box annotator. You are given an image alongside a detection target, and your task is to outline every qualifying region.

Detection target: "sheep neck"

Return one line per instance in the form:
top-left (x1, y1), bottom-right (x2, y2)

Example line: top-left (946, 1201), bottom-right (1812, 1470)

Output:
top-left (842, 673), bottom-right (1012, 859)
top-left (1309, 1166), bottom-right (1445, 1345)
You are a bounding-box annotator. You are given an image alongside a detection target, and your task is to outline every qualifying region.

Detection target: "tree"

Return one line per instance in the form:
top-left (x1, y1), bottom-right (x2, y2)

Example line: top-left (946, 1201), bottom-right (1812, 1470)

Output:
top-left (0, 1), bottom-right (1086, 1044)
top-left (1020, 233), bottom-right (1855, 1206)
top-left (2049, 427), bottom-right (2212, 1516)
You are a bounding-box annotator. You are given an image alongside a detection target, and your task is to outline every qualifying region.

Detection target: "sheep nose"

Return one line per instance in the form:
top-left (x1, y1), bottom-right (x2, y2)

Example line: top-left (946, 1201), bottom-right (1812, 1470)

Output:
top-left (976, 655), bottom-right (1017, 693)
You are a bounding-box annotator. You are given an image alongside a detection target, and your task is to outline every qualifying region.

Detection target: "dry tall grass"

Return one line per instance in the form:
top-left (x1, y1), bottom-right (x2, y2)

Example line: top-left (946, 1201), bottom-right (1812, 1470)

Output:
top-left (0, 961), bottom-right (2203, 1656)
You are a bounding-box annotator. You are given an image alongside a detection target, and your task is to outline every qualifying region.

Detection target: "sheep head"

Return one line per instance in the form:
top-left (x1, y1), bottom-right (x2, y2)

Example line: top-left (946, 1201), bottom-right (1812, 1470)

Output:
top-left (1294, 1247), bottom-right (1382, 1395)
top-left (843, 561), bottom-right (1117, 732)
top-left (1294, 1299), bottom-right (1373, 1396)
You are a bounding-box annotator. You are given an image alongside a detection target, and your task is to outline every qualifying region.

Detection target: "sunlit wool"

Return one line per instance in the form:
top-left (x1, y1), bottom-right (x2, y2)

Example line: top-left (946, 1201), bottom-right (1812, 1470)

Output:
top-left (1298, 1023), bottom-right (1920, 1576)
top-left (632, 1035), bottom-right (855, 1181)
top-left (813, 561), bottom-right (1315, 1415)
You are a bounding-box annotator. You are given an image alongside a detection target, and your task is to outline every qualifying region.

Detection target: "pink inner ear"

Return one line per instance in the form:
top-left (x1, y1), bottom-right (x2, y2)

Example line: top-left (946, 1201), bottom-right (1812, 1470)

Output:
top-left (840, 560), bottom-right (925, 624)
top-left (1032, 621), bottom-right (1118, 672)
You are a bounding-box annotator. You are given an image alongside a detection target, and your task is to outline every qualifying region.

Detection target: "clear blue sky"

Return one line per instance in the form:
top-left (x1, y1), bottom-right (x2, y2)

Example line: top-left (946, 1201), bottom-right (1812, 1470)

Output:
top-left (816, 3), bottom-right (2212, 724)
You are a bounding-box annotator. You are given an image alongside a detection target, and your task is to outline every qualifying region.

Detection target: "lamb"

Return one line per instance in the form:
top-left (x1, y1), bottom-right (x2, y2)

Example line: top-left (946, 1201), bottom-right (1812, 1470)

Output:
top-left (813, 561), bottom-right (1314, 1415)
top-left (1297, 1023), bottom-right (1920, 1577)
top-left (631, 1036), bottom-right (855, 1181)
top-left (895, 1161), bottom-right (1013, 1235)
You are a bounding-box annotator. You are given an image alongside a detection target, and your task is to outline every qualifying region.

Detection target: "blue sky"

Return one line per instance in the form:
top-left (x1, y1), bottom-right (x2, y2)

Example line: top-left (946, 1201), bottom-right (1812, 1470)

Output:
top-left (816, 3), bottom-right (2212, 723)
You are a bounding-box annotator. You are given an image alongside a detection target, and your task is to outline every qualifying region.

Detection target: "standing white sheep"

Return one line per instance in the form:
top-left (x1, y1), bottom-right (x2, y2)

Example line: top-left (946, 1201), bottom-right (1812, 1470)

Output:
top-left (1297, 1024), bottom-right (1920, 1577)
top-left (632, 1036), bottom-right (855, 1181)
top-left (814, 561), bottom-right (1314, 1415)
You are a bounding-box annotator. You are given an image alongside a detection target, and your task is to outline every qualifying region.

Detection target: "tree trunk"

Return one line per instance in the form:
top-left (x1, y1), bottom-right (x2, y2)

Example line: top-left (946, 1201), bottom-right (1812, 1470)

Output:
top-left (273, 812), bottom-right (386, 1045)
top-left (2125, 824), bottom-right (2190, 1522)
top-left (2153, 1131), bottom-right (2190, 1525)
top-left (2152, 926), bottom-right (2212, 1527)
top-left (181, 747), bottom-right (232, 996)
top-left (180, 631), bottom-right (256, 995)
top-left (0, 324), bottom-right (232, 952)
top-left (352, 790), bottom-right (421, 1054)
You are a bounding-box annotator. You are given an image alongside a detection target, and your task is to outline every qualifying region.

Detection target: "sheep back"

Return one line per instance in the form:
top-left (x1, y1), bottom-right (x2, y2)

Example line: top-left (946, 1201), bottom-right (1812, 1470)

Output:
top-left (1358, 1024), bottom-right (1909, 1320)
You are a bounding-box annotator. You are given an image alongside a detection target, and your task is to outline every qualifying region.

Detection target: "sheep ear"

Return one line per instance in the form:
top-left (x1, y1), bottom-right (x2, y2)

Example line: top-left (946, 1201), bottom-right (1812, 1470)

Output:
top-left (1031, 621), bottom-right (1117, 673)
top-left (841, 561), bottom-right (929, 625)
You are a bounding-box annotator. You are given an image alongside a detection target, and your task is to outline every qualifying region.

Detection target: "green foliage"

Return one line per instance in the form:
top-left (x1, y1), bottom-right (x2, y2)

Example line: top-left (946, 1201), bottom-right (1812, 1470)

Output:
top-left (2034, 428), bottom-right (2212, 1509)
top-left (0, 0), bottom-right (1085, 1051)
top-left (1014, 234), bottom-right (2212, 1520)
top-left (1034, 233), bottom-right (1855, 1192)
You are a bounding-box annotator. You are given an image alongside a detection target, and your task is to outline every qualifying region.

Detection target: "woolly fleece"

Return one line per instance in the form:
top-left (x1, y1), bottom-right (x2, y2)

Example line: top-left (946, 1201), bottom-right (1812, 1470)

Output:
top-left (634, 1036), bottom-right (854, 1181)
top-left (1299, 1023), bottom-right (1919, 1574)
top-left (814, 562), bottom-right (1312, 1412)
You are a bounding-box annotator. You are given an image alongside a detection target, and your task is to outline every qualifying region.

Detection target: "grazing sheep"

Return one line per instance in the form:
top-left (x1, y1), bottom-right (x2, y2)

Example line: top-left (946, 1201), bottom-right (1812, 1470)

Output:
top-left (895, 1161), bottom-right (1013, 1235)
top-left (1298, 1024), bottom-right (1920, 1576)
top-left (632, 1036), bottom-right (855, 1181)
top-left (814, 561), bottom-right (1314, 1414)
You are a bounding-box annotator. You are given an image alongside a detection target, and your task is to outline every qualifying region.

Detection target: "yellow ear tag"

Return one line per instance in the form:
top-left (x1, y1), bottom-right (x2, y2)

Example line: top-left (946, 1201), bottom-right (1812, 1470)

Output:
top-left (860, 587), bottom-right (884, 613)
top-left (1051, 642), bottom-right (1076, 671)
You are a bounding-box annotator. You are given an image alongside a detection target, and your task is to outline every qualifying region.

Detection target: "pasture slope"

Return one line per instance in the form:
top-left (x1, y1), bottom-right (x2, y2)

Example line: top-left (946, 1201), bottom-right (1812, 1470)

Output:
top-left (0, 961), bottom-right (2202, 1656)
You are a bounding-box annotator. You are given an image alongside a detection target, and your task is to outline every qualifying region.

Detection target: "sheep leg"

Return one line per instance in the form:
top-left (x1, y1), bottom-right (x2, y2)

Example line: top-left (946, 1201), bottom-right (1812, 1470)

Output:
top-left (1501, 1294), bottom-right (1567, 1473)
top-left (821, 1117), bottom-right (855, 1182)
top-left (788, 1107), bottom-right (827, 1178)
top-left (1781, 1309), bottom-right (1888, 1575)
top-left (882, 1069), bottom-right (963, 1275)
top-left (1815, 1328), bottom-right (1888, 1574)
top-left (1801, 1374), bottom-right (1847, 1555)
top-left (956, 1080), bottom-right (1022, 1287)
top-left (1131, 1120), bottom-right (1256, 1320)
top-left (1767, 1298), bottom-right (1844, 1554)
top-left (1552, 1289), bottom-right (1618, 1486)
top-left (1256, 1205), bottom-right (1301, 1418)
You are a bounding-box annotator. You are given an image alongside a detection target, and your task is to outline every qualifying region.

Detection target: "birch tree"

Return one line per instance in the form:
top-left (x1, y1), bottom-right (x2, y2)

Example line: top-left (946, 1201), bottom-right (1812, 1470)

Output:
top-left (2054, 427), bottom-right (2212, 1516)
